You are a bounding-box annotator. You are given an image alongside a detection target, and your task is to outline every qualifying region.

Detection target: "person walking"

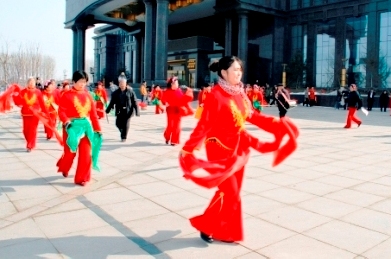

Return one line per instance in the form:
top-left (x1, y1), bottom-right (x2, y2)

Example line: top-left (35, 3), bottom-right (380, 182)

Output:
top-left (105, 74), bottom-right (139, 142)
top-left (379, 90), bottom-right (389, 112)
top-left (344, 84), bottom-right (362, 128)
top-left (367, 88), bottom-right (375, 111)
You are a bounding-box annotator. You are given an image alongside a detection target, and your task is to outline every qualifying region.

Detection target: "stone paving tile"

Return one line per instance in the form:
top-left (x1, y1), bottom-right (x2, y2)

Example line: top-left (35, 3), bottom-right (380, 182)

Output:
top-left (304, 220), bottom-right (389, 254)
top-left (297, 197), bottom-right (361, 219)
top-left (0, 238), bottom-right (62, 259)
top-left (241, 216), bottom-right (296, 251)
top-left (1, 106), bottom-right (391, 257)
top-left (0, 201), bottom-right (17, 218)
top-left (362, 238), bottom-right (391, 259)
top-left (258, 206), bottom-right (332, 233)
top-left (259, 187), bottom-right (316, 205)
top-left (341, 208), bottom-right (391, 236)
top-left (288, 180), bottom-right (342, 196)
top-left (324, 189), bottom-right (385, 207)
top-left (258, 234), bottom-right (356, 259)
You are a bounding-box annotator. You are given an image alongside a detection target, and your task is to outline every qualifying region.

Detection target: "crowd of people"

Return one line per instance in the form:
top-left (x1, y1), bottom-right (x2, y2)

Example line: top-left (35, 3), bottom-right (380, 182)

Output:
top-left (6, 53), bottom-right (386, 244)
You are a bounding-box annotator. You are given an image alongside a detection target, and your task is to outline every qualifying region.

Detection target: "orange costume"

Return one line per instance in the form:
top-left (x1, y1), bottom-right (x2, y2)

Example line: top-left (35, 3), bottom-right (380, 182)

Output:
top-left (42, 90), bottom-right (60, 140)
top-left (13, 88), bottom-right (48, 150)
top-left (56, 88), bottom-right (101, 185)
top-left (161, 88), bottom-right (193, 145)
top-left (94, 87), bottom-right (108, 119)
top-left (151, 88), bottom-right (164, 114)
top-left (179, 80), bottom-right (299, 242)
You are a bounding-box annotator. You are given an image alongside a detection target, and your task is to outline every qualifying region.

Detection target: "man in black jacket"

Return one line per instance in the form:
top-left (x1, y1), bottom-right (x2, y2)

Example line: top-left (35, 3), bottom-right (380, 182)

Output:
top-left (106, 74), bottom-right (139, 142)
top-left (344, 84), bottom-right (362, 129)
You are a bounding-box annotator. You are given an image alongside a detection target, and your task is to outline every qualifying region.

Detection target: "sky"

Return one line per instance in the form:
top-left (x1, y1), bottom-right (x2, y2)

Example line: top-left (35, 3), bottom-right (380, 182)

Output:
top-left (0, 0), bottom-right (97, 79)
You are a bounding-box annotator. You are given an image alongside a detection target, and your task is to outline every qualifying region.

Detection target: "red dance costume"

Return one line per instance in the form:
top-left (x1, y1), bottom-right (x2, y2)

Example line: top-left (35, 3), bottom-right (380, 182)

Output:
top-left (180, 83), bottom-right (299, 242)
top-left (42, 90), bottom-right (60, 140)
top-left (151, 89), bottom-right (164, 114)
top-left (161, 88), bottom-right (193, 145)
top-left (13, 88), bottom-right (47, 150)
top-left (94, 87), bottom-right (108, 119)
top-left (57, 88), bottom-right (101, 184)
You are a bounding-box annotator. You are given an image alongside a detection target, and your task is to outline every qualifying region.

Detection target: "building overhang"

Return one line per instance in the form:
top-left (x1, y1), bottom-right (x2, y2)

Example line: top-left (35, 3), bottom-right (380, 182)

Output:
top-left (65, 0), bottom-right (216, 30)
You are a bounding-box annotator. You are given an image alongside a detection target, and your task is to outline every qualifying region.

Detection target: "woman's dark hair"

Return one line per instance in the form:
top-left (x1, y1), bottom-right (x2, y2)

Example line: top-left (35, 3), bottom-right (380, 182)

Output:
top-left (72, 70), bottom-right (88, 83)
top-left (209, 56), bottom-right (243, 78)
top-left (43, 80), bottom-right (52, 90)
top-left (166, 76), bottom-right (178, 89)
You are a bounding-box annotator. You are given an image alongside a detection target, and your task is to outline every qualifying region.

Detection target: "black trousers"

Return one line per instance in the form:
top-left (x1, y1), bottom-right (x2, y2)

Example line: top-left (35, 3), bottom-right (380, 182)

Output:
top-left (116, 112), bottom-right (131, 140)
top-left (367, 99), bottom-right (374, 111)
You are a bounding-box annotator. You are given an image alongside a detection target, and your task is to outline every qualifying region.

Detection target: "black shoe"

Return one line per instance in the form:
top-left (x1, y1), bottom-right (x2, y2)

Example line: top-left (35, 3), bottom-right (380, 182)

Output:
top-left (171, 144), bottom-right (176, 146)
top-left (26, 148), bottom-right (31, 152)
top-left (165, 140), bottom-right (169, 144)
top-left (200, 232), bottom-right (213, 243)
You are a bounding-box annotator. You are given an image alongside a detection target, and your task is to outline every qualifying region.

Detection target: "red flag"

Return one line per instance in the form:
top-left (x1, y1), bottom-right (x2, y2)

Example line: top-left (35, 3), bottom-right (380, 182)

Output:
top-left (0, 84), bottom-right (21, 113)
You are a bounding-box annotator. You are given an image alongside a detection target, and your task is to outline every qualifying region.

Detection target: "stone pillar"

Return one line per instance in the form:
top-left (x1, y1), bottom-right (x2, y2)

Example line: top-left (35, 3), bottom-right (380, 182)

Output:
top-left (238, 11), bottom-right (248, 82)
top-left (272, 17), bottom-right (285, 86)
top-left (155, 0), bottom-right (169, 86)
top-left (334, 16), bottom-right (346, 88)
top-left (72, 28), bottom-right (78, 73)
top-left (366, 7), bottom-right (379, 88)
top-left (143, 0), bottom-right (154, 84)
top-left (74, 24), bottom-right (87, 72)
top-left (133, 36), bottom-right (140, 83)
top-left (306, 23), bottom-right (316, 86)
top-left (225, 17), bottom-right (232, 56)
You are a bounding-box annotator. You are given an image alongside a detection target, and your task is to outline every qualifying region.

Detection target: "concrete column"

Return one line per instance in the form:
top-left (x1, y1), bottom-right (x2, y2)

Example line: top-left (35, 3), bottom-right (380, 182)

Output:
top-left (334, 16), bottom-right (346, 88)
top-left (72, 28), bottom-right (78, 73)
top-left (367, 7), bottom-right (379, 88)
top-left (225, 17), bottom-right (232, 56)
top-left (133, 36), bottom-right (140, 83)
top-left (238, 11), bottom-right (249, 82)
top-left (272, 17), bottom-right (285, 86)
top-left (155, 0), bottom-right (169, 86)
top-left (306, 23), bottom-right (316, 86)
top-left (143, 0), bottom-right (154, 84)
top-left (75, 24), bottom-right (86, 71)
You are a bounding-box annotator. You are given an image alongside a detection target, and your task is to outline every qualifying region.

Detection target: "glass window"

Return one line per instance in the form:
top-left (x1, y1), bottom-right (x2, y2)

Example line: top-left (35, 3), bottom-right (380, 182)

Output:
top-left (290, 0), bottom-right (299, 10)
top-left (379, 12), bottom-right (391, 88)
top-left (313, 0), bottom-right (324, 5)
top-left (302, 0), bottom-right (311, 7)
top-left (345, 15), bottom-right (368, 88)
top-left (316, 21), bottom-right (336, 89)
top-left (291, 25), bottom-right (307, 86)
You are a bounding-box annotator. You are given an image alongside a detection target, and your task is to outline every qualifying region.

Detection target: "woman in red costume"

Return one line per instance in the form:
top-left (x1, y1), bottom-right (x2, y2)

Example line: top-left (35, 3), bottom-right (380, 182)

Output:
top-left (60, 80), bottom-right (70, 96)
top-left (42, 80), bottom-right (60, 140)
top-left (151, 85), bottom-right (164, 114)
top-left (56, 71), bottom-right (102, 186)
top-left (198, 84), bottom-right (211, 107)
top-left (250, 85), bottom-right (266, 113)
top-left (161, 77), bottom-right (193, 146)
top-left (179, 56), bottom-right (299, 243)
top-left (13, 77), bottom-right (48, 152)
top-left (94, 81), bottom-right (108, 119)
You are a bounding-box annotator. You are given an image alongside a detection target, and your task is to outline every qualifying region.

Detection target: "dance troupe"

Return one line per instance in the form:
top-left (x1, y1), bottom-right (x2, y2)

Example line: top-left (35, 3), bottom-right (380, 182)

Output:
top-left (0, 55), bottom-right (306, 243)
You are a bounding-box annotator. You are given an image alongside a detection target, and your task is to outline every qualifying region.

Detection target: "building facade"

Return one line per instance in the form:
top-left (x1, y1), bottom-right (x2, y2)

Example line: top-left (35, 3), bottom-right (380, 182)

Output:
top-left (65, 0), bottom-right (391, 89)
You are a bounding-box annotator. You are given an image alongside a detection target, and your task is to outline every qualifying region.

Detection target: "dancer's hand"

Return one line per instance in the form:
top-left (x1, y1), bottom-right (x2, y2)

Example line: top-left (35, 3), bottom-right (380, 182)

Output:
top-left (179, 150), bottom-right (190, 157)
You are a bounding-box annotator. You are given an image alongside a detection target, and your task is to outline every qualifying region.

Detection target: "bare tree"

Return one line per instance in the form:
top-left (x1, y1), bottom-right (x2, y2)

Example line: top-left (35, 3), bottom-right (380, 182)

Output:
top-left (0, 39), bottom-right (11, 85)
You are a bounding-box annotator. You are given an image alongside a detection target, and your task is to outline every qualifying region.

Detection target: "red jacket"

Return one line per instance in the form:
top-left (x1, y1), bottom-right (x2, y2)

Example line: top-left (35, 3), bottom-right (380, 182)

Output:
top-left (13, 87), bottom-right (47, 116)
top-left (161, 88), bottom-right (192, 114)
top-left (94, 88), bottom-right (108, 103)
top-left (42, 90), bottom-right (60, 114)
top-left (58, 88), bottom-right (101, 132)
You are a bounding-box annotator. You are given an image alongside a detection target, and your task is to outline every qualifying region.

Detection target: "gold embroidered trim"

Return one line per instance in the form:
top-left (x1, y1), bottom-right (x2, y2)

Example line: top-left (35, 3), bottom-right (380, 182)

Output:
top-left (24, 93), bottom-right (37, 106)
top-left (73, 96), bottom-right (91, 117)
top-left (209, 192), bottom-right (224, 212)
top-left (43, 95), bottom-right (54, 108)
top-left (204, 137), bottom-right (233, 150)
top-left (229, 100), bottom-right (249, 131)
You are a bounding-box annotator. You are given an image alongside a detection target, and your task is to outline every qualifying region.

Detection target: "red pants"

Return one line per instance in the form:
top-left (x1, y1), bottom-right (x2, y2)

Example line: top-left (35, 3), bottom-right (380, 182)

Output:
top-left (164, 111), bottom-right (181, 144)
top-left (345, 107), bottom-right (361, 127)
top-left (44, 112), bottom-right (57, 139)
top-left (155, 105), bottom-right (164, 114)
top-left (56, 130), bottom-right (92, 184)
top-left (22, 116), bottom-right (39, 149)
top-left (96, 101), bottom-right (105, 119)
top-left (190, 142), bottom-right (244, 241)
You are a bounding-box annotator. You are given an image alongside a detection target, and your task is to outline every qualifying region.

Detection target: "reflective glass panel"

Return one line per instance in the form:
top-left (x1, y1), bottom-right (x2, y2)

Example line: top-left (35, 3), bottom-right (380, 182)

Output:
top-left (316, 21), bottom-right (335, 88)
top-left (345, 15), bottom-right (368, 88)
top-left (379, 12), bottom-right (391, 88)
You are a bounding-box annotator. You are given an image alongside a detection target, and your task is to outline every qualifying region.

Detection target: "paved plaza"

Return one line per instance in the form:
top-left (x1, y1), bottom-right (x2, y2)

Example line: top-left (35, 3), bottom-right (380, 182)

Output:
top-left (1, 103), bottom-right (391, 258)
